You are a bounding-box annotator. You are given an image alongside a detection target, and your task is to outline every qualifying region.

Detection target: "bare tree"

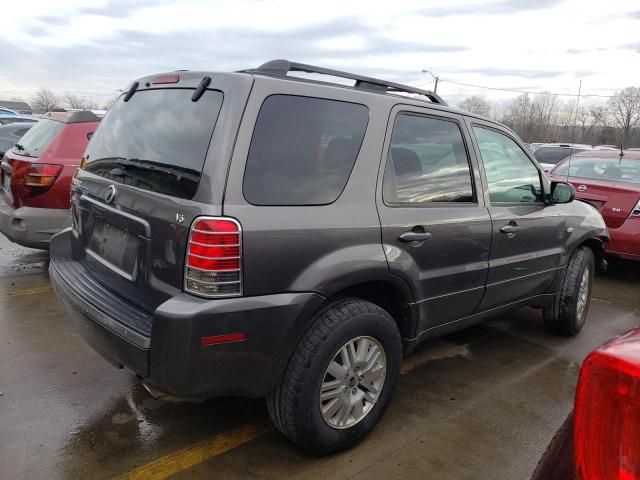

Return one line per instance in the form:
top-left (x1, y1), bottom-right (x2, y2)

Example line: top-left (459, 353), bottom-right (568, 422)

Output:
top-left (608, 87), bottom-right (640, 148)
top-left (584, 106), bottom-right (607, 143)
top-left (31, 88), bottom-right (61, 112)
top-left (530, 93), bottom-right (559, 141)
top-left (63, 93), bottom-right (100, 110)
top-left (458, 96), bottom-right (491, 117)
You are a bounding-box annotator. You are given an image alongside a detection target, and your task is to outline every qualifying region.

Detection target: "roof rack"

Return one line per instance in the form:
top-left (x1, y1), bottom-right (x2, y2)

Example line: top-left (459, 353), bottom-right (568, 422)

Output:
top-left (241, 59), bottom-right (447, 106)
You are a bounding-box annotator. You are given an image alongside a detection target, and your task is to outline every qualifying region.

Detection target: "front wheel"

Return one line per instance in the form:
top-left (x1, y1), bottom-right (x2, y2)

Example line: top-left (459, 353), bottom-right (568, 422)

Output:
top-left (543, 246), bottom-right (595, 336)
top-left (267, 298), bottom-right (402, 455)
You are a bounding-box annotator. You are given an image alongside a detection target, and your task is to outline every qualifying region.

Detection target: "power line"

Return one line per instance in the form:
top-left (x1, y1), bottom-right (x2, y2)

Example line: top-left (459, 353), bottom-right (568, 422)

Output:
top-left (415, 78), bottom-right (619, 98)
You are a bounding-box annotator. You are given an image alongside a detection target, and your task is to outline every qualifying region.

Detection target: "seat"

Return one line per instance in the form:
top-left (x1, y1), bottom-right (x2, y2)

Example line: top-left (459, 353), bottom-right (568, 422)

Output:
top-left (390, 147), bottom-right (422, 177)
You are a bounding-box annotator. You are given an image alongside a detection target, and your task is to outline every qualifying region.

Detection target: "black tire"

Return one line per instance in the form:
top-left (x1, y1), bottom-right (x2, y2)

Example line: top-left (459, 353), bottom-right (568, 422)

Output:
top-left (543, 246), bottom-right (595, 336)
top-left (267, 297), bottom-right (402, 455)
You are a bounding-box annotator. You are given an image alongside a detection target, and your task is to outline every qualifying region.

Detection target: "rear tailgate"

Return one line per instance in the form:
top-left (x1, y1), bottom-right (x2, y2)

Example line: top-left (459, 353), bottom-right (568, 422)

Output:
top-left (570, 178), bottom-right (640, 228)
top-left (68, 74), bottom-right (250, 315)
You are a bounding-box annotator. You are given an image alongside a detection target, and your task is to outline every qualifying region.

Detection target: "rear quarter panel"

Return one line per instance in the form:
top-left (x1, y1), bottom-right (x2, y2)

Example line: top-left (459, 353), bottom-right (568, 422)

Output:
top-left (222, 77), bottom-right (398, 299)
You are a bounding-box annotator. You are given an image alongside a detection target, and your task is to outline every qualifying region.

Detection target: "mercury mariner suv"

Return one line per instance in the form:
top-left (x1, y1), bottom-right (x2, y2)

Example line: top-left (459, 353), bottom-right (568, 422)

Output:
top-left (50, 60), bottom-right (609, 455)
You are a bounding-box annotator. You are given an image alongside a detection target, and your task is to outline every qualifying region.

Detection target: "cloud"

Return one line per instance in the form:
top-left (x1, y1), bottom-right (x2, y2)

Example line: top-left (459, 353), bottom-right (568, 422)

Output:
top-left (421, 0), bottom-right (563, 17)
top-left (6, 18), bottom-right (467, 95)
top-left (77, 0), bottom-right (160, 19)
top-left (2, 0), bottom-right (639, 103)
top-left (622, 43), bottom-right (640, 53)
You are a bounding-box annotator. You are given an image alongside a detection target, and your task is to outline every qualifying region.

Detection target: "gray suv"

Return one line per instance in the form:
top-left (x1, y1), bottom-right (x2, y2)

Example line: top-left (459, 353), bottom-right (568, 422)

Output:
top-left (50, 60), bottom-right (608, 455)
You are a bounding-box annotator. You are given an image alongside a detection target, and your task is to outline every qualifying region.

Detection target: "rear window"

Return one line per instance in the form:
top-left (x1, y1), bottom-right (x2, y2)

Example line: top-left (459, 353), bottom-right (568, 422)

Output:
top-left (243, 95), bottom-right (368, 205)
top-left (533, 147), bottom-right (587, 165)
top-left (13, 119), bottom-right (63, 157)
top-left (82, 89), bottom-right (223, 200)
top-left (554, 157), bottom-right (640, 183)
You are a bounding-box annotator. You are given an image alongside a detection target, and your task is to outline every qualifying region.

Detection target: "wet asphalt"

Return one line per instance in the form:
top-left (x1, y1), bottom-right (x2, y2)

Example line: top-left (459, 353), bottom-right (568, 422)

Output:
top-left (0, 232), bottom-right (638, 480)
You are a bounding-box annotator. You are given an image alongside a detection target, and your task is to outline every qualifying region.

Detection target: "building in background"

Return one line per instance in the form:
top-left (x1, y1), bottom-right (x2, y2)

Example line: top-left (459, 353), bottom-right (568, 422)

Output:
top-left (0, 101), bottom-right (32, 115)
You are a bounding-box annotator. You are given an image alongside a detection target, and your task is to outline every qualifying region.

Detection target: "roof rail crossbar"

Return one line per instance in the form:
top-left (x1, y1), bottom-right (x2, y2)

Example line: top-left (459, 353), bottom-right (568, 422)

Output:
top-left (241, 59), bottom-right (447, 106)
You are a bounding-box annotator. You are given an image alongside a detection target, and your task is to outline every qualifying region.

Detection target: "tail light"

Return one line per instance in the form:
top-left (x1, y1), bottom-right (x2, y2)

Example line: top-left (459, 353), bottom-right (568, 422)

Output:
top-left (630, 198), bottom-right (640, 219)
top-left (13, 161), bottom-right (63, 199)
top-left (574, 329), bottom-right (640, 480)
top-left (184, 217), bottom-right (242, 297)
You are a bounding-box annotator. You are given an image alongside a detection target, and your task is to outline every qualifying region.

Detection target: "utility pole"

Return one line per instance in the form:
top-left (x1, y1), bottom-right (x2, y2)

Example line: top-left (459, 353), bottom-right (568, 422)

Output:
top-left (422, 69), bottom-right (439, 93)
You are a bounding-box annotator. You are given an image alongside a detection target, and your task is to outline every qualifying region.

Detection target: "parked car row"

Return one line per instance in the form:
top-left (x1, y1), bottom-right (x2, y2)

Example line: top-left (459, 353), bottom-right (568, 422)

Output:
top-left (528, 142), bottom-right (623, 171)
top-left (0, 62), bottom-right (636, 457)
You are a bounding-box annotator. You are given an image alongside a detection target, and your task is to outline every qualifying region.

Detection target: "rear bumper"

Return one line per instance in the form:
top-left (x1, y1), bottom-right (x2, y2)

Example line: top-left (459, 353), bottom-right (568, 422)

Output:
top-left (0, 203), bottom-right (70, 249)
top-left (49, 230), bottom-right (325, 399)
top-left (606, 219), bottom-right (640, 261)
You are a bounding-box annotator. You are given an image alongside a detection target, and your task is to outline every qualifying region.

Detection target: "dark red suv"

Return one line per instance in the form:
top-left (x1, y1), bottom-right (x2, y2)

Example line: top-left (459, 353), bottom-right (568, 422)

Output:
top-left (0, 111), bottom-right (100, 249)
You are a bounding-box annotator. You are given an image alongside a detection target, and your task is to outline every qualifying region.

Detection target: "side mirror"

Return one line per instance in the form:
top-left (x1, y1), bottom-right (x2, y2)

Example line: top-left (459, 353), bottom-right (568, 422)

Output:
top-left (551, 182), bottom-right (575, 204)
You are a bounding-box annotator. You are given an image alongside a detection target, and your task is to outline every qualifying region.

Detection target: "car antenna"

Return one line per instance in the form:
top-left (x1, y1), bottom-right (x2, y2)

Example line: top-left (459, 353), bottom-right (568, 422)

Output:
top-left (619, 143), bottom-right (624, 163)
top-left (566, 79), bottom-right (582, 183)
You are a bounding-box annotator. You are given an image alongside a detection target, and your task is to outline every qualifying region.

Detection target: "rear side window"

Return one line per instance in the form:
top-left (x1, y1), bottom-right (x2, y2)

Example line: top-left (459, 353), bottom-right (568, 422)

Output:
top-left (82, 89), bottom-right (223, 200)
top-left (383, 114), bottom-right (474, 204)
top-left (13, 119), bottom-right (64, 157)
top-left (243, 95), bottom-right (368, 205)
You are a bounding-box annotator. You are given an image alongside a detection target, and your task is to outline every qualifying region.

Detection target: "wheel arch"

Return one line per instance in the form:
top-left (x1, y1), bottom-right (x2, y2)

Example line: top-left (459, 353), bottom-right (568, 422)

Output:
top-left (318, 275), bottom-right (418, 340)
top-left (575, 235), bottom-right (606, 271)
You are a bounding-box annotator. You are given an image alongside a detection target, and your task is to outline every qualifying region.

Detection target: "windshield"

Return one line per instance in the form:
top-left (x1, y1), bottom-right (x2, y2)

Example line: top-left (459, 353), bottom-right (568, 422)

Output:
top-left (533, 147), bottom-right (588, 165)
top-left (553, 156), bottom-right (640, 183)
top-left (12, 118), bottom-right (63, 157)
top-left (82, 88), bottom-right (223, 199)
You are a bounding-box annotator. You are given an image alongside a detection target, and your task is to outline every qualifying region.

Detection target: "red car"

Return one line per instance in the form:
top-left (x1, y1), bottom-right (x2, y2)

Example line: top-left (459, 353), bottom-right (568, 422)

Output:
top-left (550, 150), bottom-right (640, 261)
top-left (0, 111), bottom-right (100, 249)
top-left (532, 326), bottom-right (640, 480)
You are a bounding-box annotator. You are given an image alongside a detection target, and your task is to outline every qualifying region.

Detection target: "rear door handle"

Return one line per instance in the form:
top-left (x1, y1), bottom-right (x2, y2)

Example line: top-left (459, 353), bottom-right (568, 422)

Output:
top-left (500, 224), bottom-right (521, 234)
top-left (399, 231), bottom-right (432, 242)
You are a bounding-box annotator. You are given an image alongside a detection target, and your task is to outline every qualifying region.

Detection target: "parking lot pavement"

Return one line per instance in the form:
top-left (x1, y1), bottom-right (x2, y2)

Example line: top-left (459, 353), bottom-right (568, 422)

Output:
top-left (0, 232), bottom-right (638, 480)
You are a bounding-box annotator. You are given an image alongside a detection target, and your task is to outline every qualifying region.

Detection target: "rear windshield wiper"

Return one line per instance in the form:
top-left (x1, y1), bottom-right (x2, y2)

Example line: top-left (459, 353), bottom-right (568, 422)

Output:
top-left (13, 143), bottom-right (24, 151)
top-left (116, 158), bottom-right (199, 181)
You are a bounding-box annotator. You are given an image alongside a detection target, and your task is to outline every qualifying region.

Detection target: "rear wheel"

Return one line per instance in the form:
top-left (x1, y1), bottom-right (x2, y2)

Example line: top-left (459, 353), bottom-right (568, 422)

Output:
top-left (543, 246), bottom-right (595, 336)
top-left (267, 298), bottom-right (402, 455)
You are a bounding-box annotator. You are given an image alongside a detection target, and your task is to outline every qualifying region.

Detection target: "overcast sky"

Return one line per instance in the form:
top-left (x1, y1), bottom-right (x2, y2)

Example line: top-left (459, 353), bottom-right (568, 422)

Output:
top-left (2, 0), bottom-right (639, 106)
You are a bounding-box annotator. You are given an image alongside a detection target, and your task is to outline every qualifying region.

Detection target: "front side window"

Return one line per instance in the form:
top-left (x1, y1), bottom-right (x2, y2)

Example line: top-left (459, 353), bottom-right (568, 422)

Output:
top-left (473, 126), bottom-right (543, 203)
top-left (383, 114), bottom-right (474, 204)
top-left (243, 95), bottom-right (368, 206)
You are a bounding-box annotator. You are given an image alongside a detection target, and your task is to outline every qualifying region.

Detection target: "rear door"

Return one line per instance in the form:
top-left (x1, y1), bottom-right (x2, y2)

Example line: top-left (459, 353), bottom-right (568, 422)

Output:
top-left (376, 105), bottom-right (492, 333)
top-left (468, 120), bottom-right (566, 311)
top-left (69, 75), bottom-right (251, 313)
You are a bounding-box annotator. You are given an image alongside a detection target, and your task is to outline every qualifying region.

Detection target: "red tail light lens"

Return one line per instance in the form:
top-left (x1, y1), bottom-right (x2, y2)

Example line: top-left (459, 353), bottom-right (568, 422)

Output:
top-left (574, 329), bottom-right (640, 480)
top-left (12, 161), bottom-right (63, 199)
top-left (24, 163), bottom-right (63, 187)
top-left (184, 217), bottom-right (241, 297)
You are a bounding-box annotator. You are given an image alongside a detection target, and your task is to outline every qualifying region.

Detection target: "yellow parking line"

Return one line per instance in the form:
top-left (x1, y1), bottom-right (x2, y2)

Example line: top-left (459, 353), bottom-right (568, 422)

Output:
top-left (118, 344), bottom-right (469, 479)
top-left (119, 420), bottom-right (273, 480)
top-left (0, 286), bottom-right (52, 298)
